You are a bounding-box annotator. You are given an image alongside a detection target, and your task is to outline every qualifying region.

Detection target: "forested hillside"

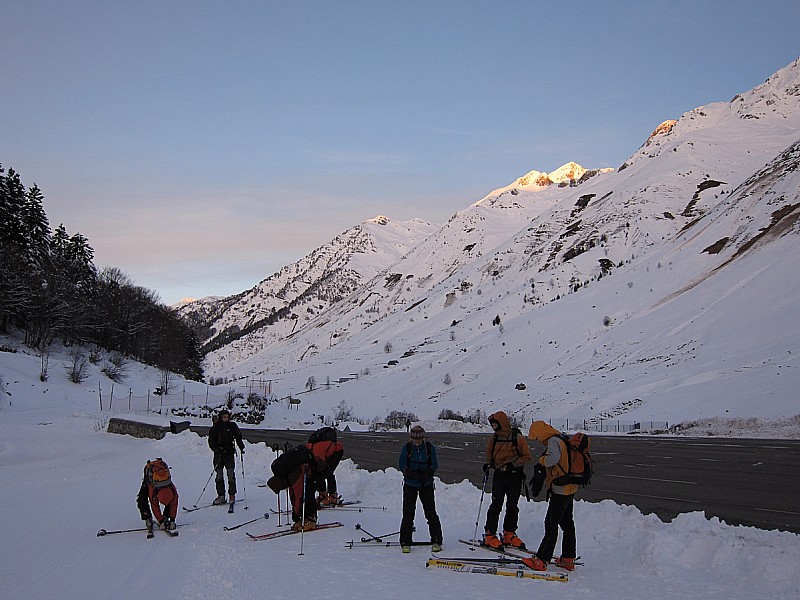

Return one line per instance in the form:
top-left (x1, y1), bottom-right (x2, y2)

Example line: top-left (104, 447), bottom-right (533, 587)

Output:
top-left (0, 164), bottom-right (203, 380)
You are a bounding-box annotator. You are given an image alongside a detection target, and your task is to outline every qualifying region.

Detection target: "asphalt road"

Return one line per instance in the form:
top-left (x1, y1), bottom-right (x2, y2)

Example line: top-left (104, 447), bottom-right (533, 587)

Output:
top-left (194, 427), bottom-right (800, 534)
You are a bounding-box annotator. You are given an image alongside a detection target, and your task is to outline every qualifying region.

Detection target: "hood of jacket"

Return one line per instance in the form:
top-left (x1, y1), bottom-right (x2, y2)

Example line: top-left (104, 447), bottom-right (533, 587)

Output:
top-left (527, 420), bottom-right (561, 444)
top-left (488, 411), bottom-right (512, 436)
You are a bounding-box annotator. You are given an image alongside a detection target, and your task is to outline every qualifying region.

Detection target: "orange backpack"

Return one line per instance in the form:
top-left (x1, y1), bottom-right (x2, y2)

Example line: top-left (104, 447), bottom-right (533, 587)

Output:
top-left (552, 433), bottom-right (594, 486)
top-left (147, 458), bottom-right (172, 489)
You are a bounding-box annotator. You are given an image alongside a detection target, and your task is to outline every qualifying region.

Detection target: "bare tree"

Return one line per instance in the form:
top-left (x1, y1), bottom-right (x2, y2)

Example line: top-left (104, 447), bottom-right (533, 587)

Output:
top-left (66, 350), bottom-right (89, 383)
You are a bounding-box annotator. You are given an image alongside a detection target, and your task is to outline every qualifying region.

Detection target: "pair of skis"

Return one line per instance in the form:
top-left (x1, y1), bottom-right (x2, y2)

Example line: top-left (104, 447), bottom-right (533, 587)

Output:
top-left (424, 538), bottom-right (579, 581)
top-left (458, 538), bottom-right (582, 566)
top-left (268, 500), bottom-right (376, 516)
top-left (426, 558), bottom-right (569, 582)
top-left (246, 521), bottom-right (343, 541)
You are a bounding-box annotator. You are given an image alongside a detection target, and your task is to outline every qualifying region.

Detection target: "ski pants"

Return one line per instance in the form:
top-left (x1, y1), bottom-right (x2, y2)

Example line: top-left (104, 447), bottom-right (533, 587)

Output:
top-left (214, 451), bottom-right (237, 497)
top-left (536, 492), bottom-right (576, 562)
top-left (484, 468), bottom-right (524, 534)
top-left (290, 466), bottom-right (317, 523)
top-left (322, 449), bottom-right (344, 495)
top-left (136, 482), bottom-right (152, 521)
top-left (400, 483), bottom-right (443, 546)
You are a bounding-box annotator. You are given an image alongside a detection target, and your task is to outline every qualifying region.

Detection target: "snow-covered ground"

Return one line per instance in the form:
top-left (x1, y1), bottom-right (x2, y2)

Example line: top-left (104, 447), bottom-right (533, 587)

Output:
top-left (2, 339), bottom-right (799, 599)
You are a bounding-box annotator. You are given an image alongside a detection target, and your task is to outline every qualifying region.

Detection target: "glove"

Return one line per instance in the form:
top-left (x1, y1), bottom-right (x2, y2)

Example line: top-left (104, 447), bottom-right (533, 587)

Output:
top-left (482, 463), bottom-right (491, 473)
top-left (529, 463), bottom-right (546, 496)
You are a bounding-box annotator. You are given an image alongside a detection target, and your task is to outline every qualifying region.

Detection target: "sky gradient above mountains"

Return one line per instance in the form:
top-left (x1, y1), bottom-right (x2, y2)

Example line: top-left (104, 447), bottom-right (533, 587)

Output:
top-left (1, 1), bottom-right (798, 304)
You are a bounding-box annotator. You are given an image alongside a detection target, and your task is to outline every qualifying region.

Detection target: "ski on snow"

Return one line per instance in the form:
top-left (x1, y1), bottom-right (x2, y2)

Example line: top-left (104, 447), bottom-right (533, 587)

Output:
top-left (269, 500), bottom-right (362, 516)
top-left (426, 558), bottom-right (568, 582)
top-left (246, 522), bottom-right (343, 541)
top-left (459, 538), bottom-right (533, 556)
top-left (458, 539), bottom-right (582, 567)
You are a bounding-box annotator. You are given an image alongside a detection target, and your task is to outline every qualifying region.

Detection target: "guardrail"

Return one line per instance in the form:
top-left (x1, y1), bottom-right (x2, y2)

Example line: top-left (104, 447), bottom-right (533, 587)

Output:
top-left (543, 418), bottom-right (669, 433)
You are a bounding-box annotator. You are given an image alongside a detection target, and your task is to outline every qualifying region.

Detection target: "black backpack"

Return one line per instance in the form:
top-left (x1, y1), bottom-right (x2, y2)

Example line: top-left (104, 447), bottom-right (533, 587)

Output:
top-left (308, 426), bottom-right (337, 444)
top-left (267, 443), bottom-right (313, 493)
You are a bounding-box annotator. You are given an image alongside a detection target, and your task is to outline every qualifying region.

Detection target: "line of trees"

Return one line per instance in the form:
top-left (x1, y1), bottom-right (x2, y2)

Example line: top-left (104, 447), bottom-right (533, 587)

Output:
top-left (0, 164), bottom-right (203, 380)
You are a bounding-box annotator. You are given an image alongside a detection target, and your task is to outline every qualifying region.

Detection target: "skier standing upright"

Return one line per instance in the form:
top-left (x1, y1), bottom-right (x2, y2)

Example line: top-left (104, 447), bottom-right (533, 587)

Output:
top-left (523, 420), bottom-right (579, 571)
top-left (208, 409), bottom-right (245, 505)
top-left (482, 411), bottom-right (531, 549)
top-left (398, 425), bottom-right (443, 553)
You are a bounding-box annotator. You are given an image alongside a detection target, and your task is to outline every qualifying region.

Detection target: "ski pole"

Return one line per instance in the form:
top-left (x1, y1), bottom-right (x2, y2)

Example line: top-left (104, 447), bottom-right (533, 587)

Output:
top-left (277, 483), bottom-right (282, 527)
top-left (354, 522), bottom-right (379, 541)
top-left (471, 469), bottom-right (490, 549)
top-left (298, 471), bottom-right (307, 556)
top-left (97, 523), bottom-right (188, 537)
top-left (224, 513), bottom-right (269, 531)
top-left (193, 459), bottom-right (221, 507)
top-left (239, 448), bottom-right (248, 510)
top-left (273, 445), bottom-right (283, 526)
top-left (355, 523), bottom-right (406, 542)
top-left (97, 527), bottom-right (146, 536)
top-left (327, 506), bottom-right (386, 512)
top-left (345, 539), bottom-right (426, 549)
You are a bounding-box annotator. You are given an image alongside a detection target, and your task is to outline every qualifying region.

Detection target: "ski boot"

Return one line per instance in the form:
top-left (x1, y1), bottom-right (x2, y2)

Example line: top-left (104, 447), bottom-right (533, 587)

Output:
top-left (483, 530), bottom-right (503, 549)
top-left (502, 530), bottom-right (526, 549)
top-left (554, 556), bottom-right (576, 571)
top-left (521, 556), bottom-right (548, 571)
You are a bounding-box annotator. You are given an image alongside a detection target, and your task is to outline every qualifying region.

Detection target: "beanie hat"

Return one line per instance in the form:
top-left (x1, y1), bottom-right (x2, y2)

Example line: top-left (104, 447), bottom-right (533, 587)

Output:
top-left (219, 409), bottom-right (231, 418)
top-left (409, 425), bottom-right (425, 441)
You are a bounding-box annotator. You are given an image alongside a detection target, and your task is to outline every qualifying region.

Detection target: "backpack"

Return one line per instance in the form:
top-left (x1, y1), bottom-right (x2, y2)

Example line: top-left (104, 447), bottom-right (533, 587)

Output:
top-left (551, 432), bottom-right (594, 486)
top-left (404, 441), bottom-right (434, 484)
top-left (271, 443), bottom-right (313, 477)
top-left (147, 458), bottom-right (172, 489)
top-left (489, 427), bottom-right (523, 467)
top-left (267, 443), bottom-right (313, 493)
top-left (308, 426), bottom-right (337, 444)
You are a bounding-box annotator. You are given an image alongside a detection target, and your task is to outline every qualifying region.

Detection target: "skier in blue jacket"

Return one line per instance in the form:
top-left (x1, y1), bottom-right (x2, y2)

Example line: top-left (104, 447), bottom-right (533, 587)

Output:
top-left (398, 425), bottom-right (443, 553)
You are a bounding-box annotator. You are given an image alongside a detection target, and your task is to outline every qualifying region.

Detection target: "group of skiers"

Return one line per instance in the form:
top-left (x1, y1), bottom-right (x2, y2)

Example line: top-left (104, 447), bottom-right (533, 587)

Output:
top-left (398, 411), bottom-right (579, 571)
top-left (137, 409), bottom-right (580, 572)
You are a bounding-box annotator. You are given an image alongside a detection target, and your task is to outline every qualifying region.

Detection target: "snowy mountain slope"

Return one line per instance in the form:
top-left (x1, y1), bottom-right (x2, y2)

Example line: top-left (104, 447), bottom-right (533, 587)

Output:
top-left (203, 59), bottom-right (800, 425)
top-left (178, 216), bottom-right (439, 359)
top-left (201, 164), bottom-right (609, 374)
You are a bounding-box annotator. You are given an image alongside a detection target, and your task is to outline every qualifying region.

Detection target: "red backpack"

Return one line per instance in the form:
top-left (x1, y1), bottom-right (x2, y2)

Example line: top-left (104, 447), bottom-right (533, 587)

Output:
top-left (552, 433), bottom-right (594, 486)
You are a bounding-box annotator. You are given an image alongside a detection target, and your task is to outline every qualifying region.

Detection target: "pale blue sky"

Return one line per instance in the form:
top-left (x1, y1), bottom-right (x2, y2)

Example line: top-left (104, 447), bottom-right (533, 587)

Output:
top-left (2, 1), bottom-right (798, 304)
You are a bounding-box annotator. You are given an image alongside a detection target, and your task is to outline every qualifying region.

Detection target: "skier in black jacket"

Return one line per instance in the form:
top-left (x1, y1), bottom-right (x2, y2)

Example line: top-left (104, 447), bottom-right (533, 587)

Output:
top-left (208, 409), bottom-right (245, 505)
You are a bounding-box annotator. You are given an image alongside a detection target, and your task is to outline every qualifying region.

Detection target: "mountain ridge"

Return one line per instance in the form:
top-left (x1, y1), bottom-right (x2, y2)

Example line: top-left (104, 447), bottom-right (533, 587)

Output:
top-left (191, 58), bottom-right (800, 425)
